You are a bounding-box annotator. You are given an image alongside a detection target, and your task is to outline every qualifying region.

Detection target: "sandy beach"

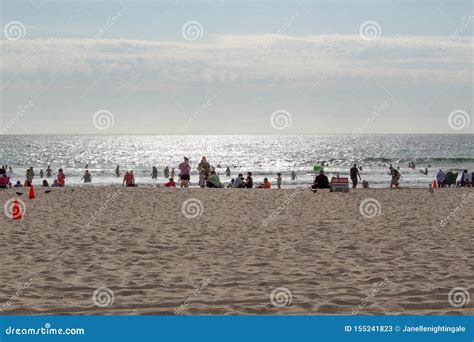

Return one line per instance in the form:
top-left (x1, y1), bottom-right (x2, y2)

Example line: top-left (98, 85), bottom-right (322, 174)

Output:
top-left (0, 187), bottom-right (472, 315)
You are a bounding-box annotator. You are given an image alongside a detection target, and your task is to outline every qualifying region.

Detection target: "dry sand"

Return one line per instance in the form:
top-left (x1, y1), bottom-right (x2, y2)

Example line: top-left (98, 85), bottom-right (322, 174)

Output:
top-left (0, 186), bottom-right (472, 315)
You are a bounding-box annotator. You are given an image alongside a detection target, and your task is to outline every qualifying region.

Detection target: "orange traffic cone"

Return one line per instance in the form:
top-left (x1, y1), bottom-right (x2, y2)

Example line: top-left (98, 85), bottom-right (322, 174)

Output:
top-left (29, 185), bottom-right (35, 199)
top-left (433, 179), bottom-right (437, 189)
top-left (12, 199), bottom-right (22, 220)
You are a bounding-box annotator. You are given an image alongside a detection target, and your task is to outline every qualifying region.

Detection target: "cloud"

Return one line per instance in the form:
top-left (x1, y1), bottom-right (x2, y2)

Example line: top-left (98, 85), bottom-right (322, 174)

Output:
top-left (1, 34), bottom-right (472, 87)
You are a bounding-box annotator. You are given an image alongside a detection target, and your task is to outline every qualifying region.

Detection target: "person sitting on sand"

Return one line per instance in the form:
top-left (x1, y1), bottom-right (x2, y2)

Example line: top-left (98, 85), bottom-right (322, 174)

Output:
top-left (232, 173), bottom-right (243, 188)
top-left (258, 177), bottom-right (271, 189)
top-left (312, 170), bottom-right (330, 189)
top-left (123, 171), bottom-right (136, 187)
top-left (178, 157), bottom-right (191, 188)
top-left (165, 177), bottom-right (176, 187)
top-left (362, 180), bottom-right (369, 188)
top-left (57, 168), bottom-right (65, 186)
top-left (42, 179), bottom-right (49, 187)
top-left (51, 179), bottom-right (61, 187)
top-left (81, 170), bottom-right (92, 183)
top-left (207, 171), bottom-right (222, 188)
top-left (14, 181), bottom-right (22, 187)
top-left (243, 172), bottom-right (253, 188)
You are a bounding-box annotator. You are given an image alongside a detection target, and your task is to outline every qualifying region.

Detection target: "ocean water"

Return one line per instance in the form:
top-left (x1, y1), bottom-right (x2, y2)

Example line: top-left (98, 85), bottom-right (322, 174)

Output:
top-left (0, 134), bottom-right (472, 188)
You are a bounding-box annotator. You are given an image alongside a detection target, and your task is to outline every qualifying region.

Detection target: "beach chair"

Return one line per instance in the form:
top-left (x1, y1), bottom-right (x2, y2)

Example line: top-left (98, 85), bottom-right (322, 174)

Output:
top-left (444, 172), bottom-right (458, 187)
top-left (0, 175), bottom-right (10, 188)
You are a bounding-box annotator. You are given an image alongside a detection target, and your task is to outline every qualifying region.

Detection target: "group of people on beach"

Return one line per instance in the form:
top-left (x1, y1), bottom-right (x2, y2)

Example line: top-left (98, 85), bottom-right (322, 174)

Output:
top-left (1, 159), bottom-right (472, 190)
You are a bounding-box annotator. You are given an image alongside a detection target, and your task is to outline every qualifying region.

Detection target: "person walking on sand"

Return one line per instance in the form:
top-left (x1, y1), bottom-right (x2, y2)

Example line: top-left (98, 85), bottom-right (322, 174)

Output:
top-left (57, 168), bottom-right (65, 186)
top-left (198, 157), bottom-right (211, 178)
top-left (164, 166), bottom-right (170, 179)
top-left (350, 164), bottom-right (361, 189)
top-left (115, 165), bottom-right (121, 177)
top-left (25, 167), bottom-right (34, 184)
top-left (46, 165), bottom-right (52, 178)
top-left (436, 169), bottom-right (445, 188)
top-left (390, 168), bottom-right (400, 189)
top-left (151, 166), bottom-right (158, 180)
top-left (81, 169), bottom-right (92, 183)
top-left (178, 157), bottom-right (191, 188)
top-left (291, 171), bottom-right (297, 181)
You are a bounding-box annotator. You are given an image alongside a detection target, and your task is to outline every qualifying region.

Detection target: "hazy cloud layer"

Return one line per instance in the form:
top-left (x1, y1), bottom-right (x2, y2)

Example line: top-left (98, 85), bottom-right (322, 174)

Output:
top-left (2, 35), bottom-right (472, 87)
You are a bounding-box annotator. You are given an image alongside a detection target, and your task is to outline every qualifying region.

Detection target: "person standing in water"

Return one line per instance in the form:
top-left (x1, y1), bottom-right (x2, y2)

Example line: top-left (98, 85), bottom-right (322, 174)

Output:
top-left (350, 164), bottom-right (361, 189)
top-left (46, 165), bottom-right (52, 178)
top-left (291, 171), bottom-right (297, 181)
top-left (178, 157), bottom-right (191, 188)
top-left (225, 167), bottom-right (231, 177)
top-left (115, 165), bottom-right (121, 177)
top-left (276, 173), bottom-right (282, 189)
top-left (170, 168), bottom-right (175, 179)
top-left (25, 167), bottom-right (34, 184)
top-left (164, 166), bottom-right (170, 179)
top-left (151, 166), bottom-right (158, 180)
top-left (81, 170), bottom-right (92, 183)
top-left (39, 169), bottom-right (44, 178)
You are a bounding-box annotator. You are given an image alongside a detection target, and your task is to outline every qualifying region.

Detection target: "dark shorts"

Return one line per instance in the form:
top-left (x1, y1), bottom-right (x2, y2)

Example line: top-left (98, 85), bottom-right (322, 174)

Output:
top-left (180, 174), bottom-right (190, 181)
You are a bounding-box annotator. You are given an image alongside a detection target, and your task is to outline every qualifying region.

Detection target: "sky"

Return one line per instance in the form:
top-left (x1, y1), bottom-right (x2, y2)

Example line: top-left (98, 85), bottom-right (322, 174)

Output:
top-left (0, 0), bottom-right (472, 134)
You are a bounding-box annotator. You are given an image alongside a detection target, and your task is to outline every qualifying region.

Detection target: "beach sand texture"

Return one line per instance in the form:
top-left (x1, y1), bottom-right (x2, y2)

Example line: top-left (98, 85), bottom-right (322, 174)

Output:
top-left (0, 187), bottom-right (472, 315)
